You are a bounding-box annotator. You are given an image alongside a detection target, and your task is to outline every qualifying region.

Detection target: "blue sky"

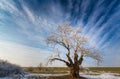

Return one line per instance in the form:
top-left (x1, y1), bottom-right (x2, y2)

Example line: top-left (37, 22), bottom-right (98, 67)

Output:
top-left (0, 0), bottom-right (120, 67)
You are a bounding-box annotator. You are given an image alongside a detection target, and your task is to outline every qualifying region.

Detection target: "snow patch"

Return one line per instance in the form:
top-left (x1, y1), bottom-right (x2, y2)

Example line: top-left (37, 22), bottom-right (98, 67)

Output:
top-left (82, 73), bottom-right (120, 79)
top-left (0, 73), bottom-right (120, 79)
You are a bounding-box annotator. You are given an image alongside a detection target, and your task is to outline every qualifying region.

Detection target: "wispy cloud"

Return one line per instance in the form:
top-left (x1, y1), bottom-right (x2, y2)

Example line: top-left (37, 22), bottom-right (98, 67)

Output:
top-left (0, 0), bottom-right (59, 48)
top-left (22, 4), bottom-right (35, 23)
top-left (0, 0), bottom-right (120, 66)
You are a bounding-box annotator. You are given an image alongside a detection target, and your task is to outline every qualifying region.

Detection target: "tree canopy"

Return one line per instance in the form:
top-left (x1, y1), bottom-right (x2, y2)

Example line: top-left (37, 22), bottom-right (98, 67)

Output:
top-left (46, 23), bottom-right (102, 78)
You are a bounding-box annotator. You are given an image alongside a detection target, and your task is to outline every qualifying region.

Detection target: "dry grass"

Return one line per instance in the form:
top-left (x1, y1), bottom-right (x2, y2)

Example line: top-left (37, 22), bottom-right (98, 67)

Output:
top-left (89, 67), bottom-right (120, 74)
top-left (24, 67), bottom-right (120, 74)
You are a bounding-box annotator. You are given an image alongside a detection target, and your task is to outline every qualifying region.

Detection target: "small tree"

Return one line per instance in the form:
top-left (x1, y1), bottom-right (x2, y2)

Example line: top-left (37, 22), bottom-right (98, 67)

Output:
top-left (38, 63), bottom-right (43, 72)
top-left (28, 67), bottom-right (34, 72)
top-left (46, 23), bottom-right (102, 78)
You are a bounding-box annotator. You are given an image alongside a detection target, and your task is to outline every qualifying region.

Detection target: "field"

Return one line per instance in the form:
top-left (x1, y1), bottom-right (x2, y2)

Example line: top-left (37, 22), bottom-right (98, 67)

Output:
top-left (21, 67), bottom-right (120, 79)
top-left (23, 67), bottom-right (120, 74)
top-left (89, 67), bottom-right (120, 74)
top-left (0, 67), bottom-right (120, 79)
top-left (23, 67), bottom-right (69, 74)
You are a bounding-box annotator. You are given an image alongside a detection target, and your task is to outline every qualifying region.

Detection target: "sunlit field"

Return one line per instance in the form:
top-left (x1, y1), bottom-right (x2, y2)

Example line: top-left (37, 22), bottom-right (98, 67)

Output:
top-left (24, 67), bottom-right (120, 74)
top-left (0, 67), bottom-right (120, 79)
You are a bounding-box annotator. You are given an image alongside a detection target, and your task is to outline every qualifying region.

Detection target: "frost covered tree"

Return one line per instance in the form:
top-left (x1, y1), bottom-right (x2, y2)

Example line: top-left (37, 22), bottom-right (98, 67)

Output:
top-left (46, 23), bottom-right (102, 78)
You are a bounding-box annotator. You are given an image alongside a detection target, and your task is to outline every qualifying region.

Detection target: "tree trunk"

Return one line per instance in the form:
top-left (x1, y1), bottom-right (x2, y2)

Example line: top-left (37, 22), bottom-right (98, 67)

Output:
top-left (69, 64), bottom-right (80, 78)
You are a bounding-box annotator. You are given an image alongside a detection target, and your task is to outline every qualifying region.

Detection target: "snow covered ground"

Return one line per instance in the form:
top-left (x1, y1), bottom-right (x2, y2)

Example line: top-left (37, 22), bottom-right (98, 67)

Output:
top-left (0, 72), bottom-right (120, 79)
top-left (82, 73), bottom-right (120, 79)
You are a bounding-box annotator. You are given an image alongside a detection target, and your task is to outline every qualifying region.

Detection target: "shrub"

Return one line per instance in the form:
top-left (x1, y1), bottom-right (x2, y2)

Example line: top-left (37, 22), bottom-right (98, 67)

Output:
top-left (0, 59), bottom-right (25, 77)
top-left (27, 67), bottom-right (34, 72)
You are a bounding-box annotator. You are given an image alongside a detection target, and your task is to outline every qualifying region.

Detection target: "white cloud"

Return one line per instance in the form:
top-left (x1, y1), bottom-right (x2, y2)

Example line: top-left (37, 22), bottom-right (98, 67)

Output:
top-left (22, 4), bottom-right (35, 23)
top-left (0, 0), bottom-right (119, 67)
top-left (101, 42), bottom-right (120, 66)
top-left (77, 0), bottom-right (120, 50)
top-left (0, 0), bottom-right (58, 46)
top-left (0, 0), bottom-right (21, 16)
top-left (0, 41), bottom-right (52, 67)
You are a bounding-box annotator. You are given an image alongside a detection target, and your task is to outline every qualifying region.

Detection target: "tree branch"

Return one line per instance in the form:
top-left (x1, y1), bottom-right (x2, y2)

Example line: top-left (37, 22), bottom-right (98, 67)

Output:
top-left (78, 55), bottom-right (83, 65)
top-left (56, 40), bottom-right (73, 66)
top-left (49, 39), bottom-right (73, 66)
top-left (50, 58), bottom-right (70, 66)
top-left (66, 47), bottom-right (73, 66)
top-left (74, 42), bottom-right (79, 64)
top-left (55, 41), bottom-right (69, 50)
top-left (74, 52), bottom-right (78, 64)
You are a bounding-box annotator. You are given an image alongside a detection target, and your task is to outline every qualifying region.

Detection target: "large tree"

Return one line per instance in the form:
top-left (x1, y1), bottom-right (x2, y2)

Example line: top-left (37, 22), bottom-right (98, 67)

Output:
top-left (46, 23), bottom-right (102, 78)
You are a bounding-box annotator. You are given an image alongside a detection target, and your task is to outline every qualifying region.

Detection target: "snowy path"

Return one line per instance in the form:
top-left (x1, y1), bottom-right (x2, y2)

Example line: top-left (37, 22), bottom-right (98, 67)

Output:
top-left (0, 73), bottom-right (120, 79)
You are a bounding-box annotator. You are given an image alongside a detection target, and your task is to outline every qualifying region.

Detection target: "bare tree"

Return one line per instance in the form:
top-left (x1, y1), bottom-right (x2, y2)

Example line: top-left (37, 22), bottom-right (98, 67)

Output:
top-left (46, 23), bottom-right (102, 78)
top-left (27, 67), bottom-right (34, 72)
top-left (38, 63), bottom-right (43, 72)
